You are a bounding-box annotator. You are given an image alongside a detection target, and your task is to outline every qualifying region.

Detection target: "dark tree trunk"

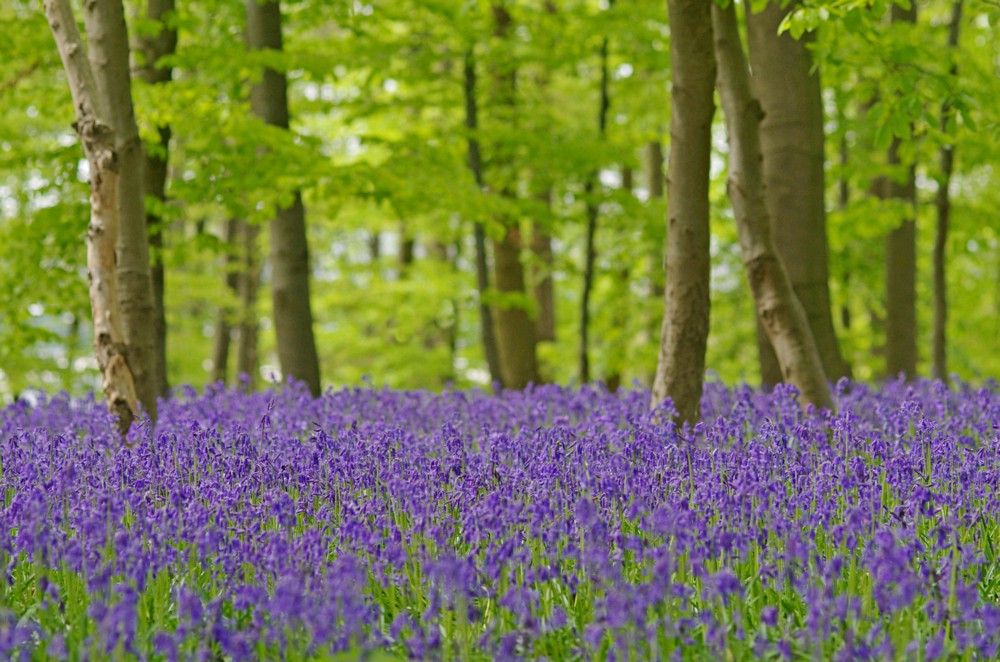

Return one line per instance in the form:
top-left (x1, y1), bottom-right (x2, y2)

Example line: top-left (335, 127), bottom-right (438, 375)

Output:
top-left (489, 3), bottom-right (538, 390)
top-left (712, 0), bottom-right (832, 410)
top-left (135, 0), bottom-right (176, 399)
top-left (580, 8), bottom-right (612, 384)
top-left (532, 190), bottom-right (556, 343)
top-left (212, 218), bottom-right (240, 384)
top-left (934, 0), bottom-right (963, 383)
top-left (746, 0), bottom-right (850, 386)
top-left (247, 0), bottom-right (321, 396)
top-left (463, 48), bottom-right (503, 386)
top-left (883, 2), bottom-right (918, 381)
top-left (651, 0), bottom-right (715, 425)
top-left (236, 219), bottom-right (260, 388)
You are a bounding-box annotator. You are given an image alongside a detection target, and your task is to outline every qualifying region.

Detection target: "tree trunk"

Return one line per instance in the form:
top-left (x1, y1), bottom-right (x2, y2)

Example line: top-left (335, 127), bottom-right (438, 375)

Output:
top-left (398, 221), bottom-right (415, 276)
top-left (712, 0), bottom-right (832, 410)
top-left (236, 219), bottom-right (261, 388)
top-left (44, 0), bottom-right (158, 435)
top-left (463, 48), bottom-right (503, 386)
top-left (212, 218), bottom-right (241, 384)
top-left (883, 2), bottom-right (918, 381)
top-left (135, 0), bottom-right (176, 399)
top-left (532, 191), bottom-right (556, 343)
top-left (643, 140), bottom-right (665, 387)
top-left (934, 0), bottom-right (963, 383)
top-left (490, 3), bottom-right (538, 390)
top-left (651, 0), bottom-right (715, 424)
top-left (746, 0), bottom-right (850, 386)
top-left (580, 8), bottom-right (612, 384)
top-left (494, 226), bottom-right (538, 389)
top-left (247, 0), bottom-right (322, 397)
top-left (605, 166), bottom-right (633, 393)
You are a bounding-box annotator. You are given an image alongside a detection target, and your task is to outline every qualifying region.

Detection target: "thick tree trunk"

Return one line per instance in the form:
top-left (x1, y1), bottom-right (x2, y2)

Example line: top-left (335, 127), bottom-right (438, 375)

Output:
top-left (493, 226), bottom-right (538, 389)
top-left (463, 49), bottom-right (503, 386)
top-left (247, 0), bottom-right (322, 397)
top-left (934, 0), bottom-right (963, 383)
top-left (580, 17), bottom-right (612, 384)
top-left (651, 0), bottom-right (715, 424)
top-left (883, 3), bottom-right (918, 381)
top-left (490, 3), bottom-right (538, 390)
top-left (746, 0), bottom-right (850, 386)
top-left (712, 1), bottom-right (832, 410)
top-left (135, 0), bottom-right (176, 399)
top-left (45, 0), bottom-right (157, 435)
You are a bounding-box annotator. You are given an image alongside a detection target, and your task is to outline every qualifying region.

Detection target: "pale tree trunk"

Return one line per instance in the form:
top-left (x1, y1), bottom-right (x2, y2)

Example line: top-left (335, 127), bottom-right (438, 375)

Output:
top-left (247, 0), bottom-right (322, 396)
top-left (490, 3), bottom-right (538, 390)
top-left (463, 48), bottom-right (503, 386)
top-left (580, 20), bottom-right (611, 384)
top-left (883, 2), bottom-right (918, 380)
top-left (135, 0), bottom-right (176, 399)
top-left (651, 0), bottom-right (715, 424)
top-left (712, 0), bottom-right (832, 410)
top-left (746, 0), bottom-right (850, 386)
top-left (934, 0), bottom-right (963, 383)
top-left (44, 0), bottom-right (158, 435)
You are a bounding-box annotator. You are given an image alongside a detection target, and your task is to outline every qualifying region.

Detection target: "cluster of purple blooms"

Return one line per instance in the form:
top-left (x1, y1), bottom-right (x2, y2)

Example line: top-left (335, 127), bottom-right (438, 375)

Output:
top-left (2, 378), bottom-right (999, 660)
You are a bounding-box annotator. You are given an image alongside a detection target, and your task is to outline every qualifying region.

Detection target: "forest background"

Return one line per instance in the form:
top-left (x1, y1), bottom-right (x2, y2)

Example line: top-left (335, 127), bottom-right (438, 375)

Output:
top-left (1, 0), bottom-right (998, 406)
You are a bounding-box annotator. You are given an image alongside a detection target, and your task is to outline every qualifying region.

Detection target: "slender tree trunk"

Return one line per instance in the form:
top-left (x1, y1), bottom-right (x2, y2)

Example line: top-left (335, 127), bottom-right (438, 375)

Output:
top-left (45, 0), bottom-right (158, 434)
top-left (883, 2), bottom-right (918, 381)
top-left (643, 140), bottom-right (665, 387)
top-left (712, 0), bottom-right (832, 410)
top-left (490, 3), bottom-right (538, 389)
top-left (135, 0), bottom-right (176, 399)
top-left (463, 48), bottom-right (503, 386)
top-left (934, 0), bottom-right (963, 383)
top-left (746, 0), bottom-right (850, 386)
top-left (580, 8), bottom-right (612, 384)
top-left (398, 221), bottom-right (415, 276)
top-left (605, 166), bottom-right (633, 393)
top-left (837, 96), bottom-right (852, 332)
top-left (247, 0), bottom-right (321, 396)
top-left (212, 218), bottom-right (240, 384)
top-left (236, 219), bottom-right (260, 388)
top-left (651, 0), bottom-right (715, 424)
top-left (532, 190), bottom-right (556, 343)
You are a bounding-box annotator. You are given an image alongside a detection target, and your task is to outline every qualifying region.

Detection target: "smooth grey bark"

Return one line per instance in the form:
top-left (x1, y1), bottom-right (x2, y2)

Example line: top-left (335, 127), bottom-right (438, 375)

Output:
top-left (135, 0), bottom-right (176, 399)
top-left (712, 0), bottom-right (833, 411)
top-left (44, 0), bottom-right (158, 434)
top-left (463, 48), bottom-right (503, 386)
top-left (651, 0), bottom-right (715, 424)
top-left (934, 0), bottom-right (963, 383)
top-left (883, 2), bottom-right (918, 381)
top-left (247, 0), bottom-right (321, 396)
top-left (746, 0), bottom-right (850, 386)
top-left (580, 22), bottom-right (611, 384)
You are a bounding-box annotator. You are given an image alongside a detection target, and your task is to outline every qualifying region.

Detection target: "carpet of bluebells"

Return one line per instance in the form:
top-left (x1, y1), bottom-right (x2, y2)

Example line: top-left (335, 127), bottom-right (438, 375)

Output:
top-left (2, 379), bottom-right (1000, 660)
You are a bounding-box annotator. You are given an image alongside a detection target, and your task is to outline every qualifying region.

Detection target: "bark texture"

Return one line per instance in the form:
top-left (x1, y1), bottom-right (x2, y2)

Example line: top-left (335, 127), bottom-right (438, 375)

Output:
top-left (463, 49), bottom-right (503, 386)
top-left (212, 218), bottom-right (241, 384)
top-left (883, 2), bottom-right (918, 381)
top-left (237, 219), bottom-right (261, 387)
top-left (247, 0), bottom-right (322, 396)
top-left (712, 0), bottom-right (833, 411)
top-left (136, 0), bottom-right (176, 399)
top-left (746, 1), bottom-right (850, 386)
top-left (44, 0), bottom-right (157, 435)
top-left (490, 3), bottom-right (538, 390)
top-left (934, 0), bottom-right (963, 383)
top-left (651, 0), bottom-right (715, 424)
